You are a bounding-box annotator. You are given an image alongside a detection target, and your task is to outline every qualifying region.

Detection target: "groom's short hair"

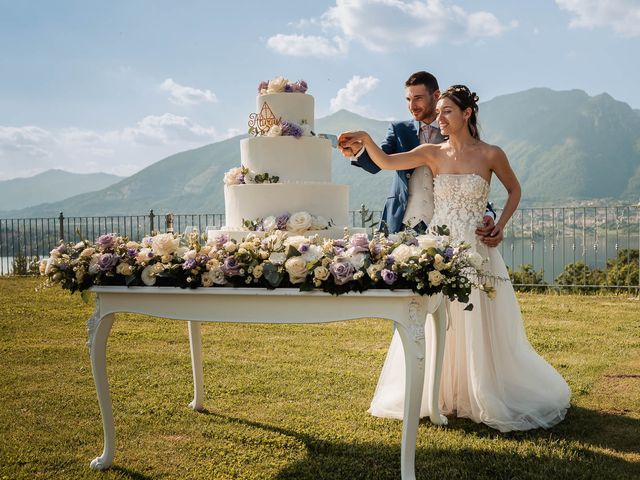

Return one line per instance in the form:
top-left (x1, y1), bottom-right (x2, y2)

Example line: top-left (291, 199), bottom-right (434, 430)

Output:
top-left (405, 71), bottom-right (439, 94)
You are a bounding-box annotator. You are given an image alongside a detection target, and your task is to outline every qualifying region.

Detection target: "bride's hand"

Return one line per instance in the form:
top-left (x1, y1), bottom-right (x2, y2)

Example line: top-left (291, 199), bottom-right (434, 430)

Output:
top-left (338, 131), bottom-right (370, 150)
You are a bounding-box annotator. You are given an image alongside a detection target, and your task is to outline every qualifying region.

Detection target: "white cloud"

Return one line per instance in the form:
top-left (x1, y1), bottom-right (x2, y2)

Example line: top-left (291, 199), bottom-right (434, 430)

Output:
top-left (159, 78), bottom-right (218, 106)
top-left (330, 75), bottom-right (380, 114)
top-left (268, 0), bottom-right (516, 56)
top-left (0, 114), bottom-right (226, 180)
top-left (266, 34), bottom-right (347, 57)
top-left (556, 0), bottom-right (640, 36)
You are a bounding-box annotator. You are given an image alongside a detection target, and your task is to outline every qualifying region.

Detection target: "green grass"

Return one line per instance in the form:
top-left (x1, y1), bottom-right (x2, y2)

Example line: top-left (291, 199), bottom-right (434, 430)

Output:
top-left (0, 278), bottom-right (638, 479)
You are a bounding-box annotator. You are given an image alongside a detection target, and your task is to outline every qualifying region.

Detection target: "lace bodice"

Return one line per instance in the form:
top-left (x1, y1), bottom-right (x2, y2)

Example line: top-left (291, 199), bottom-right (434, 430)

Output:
top-left (430, 174), bottom-right (490, 243)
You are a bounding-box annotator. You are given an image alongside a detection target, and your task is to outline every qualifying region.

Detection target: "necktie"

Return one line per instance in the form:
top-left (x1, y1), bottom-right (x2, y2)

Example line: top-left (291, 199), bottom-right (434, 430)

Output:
top-left (420, 124), bottom-right (434, 144)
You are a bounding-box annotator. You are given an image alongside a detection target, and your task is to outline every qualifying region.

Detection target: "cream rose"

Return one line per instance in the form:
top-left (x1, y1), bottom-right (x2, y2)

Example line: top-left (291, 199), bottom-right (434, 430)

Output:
top-left (267, 76), bottom-right (288, 93)
top-left (253, 264), bottom-right (264, 279)
top-left (416, 235), bottom-right (438, 249)
top-left (116, 263), bottom-right (135, 276)
top-left (310, 215), bottom-right (329, 230)
top-left (141, 263), bottom-right (164, 286)
top-left (285, 256), bottom-right (309, 284)
top-left (136, 247), bottom-right (153, 265)
top-left (313, 265), bottom-right (330, 281)
top-left (152, 233), bottom-right (180, 257)
top-left (428, 270), bottom-right (445, 286)
top-left (266, 124), bottom-right (282, 137)
top-left (391, 244), bottom-right (421, 263)
top-left (80, 247), bottom-right (96, 258)
top-left (224, 167), bottom-right (244, 186)
top-left (283, 235), bottom-right (307, 250)
top-left (286, 211), bottom-right (312, 233)
top-left (223, 241), bottom-right (237, 253)
top-left (366, 263), bottom-right (383, 281)
top-left (268, 252), bottom-right (286, 265)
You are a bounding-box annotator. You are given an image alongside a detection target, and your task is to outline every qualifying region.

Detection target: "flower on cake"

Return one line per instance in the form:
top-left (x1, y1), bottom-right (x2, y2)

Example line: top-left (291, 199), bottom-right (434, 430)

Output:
top-left (223, 165), bottom-right (279, 186)
top-left (258, 76), bottom-right (308, 95)
top-left (242, 211), bottom-right (334, 233)
top-left (40, 227), bottom-right (498, 309)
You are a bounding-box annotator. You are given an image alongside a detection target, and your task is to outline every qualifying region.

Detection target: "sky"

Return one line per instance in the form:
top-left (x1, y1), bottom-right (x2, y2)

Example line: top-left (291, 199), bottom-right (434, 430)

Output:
top-left (1, 0), bottom-right (639, 181)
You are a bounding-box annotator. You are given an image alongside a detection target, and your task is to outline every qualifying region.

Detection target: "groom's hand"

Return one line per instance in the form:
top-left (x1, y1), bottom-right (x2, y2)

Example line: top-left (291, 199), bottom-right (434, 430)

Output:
top-left (477, 215), bottom-right (503, 247)
top-left (338, 143), bottom-right (361, 158)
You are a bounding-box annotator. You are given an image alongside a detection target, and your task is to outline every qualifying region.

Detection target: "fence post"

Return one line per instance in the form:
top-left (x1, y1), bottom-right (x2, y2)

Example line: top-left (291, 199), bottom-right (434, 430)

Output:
top-left (58, 212), bottom-right (64, 241)
top-left (166, 213), bottom-right (174, 233)
top-left (359, 204), bottom-right (373, 228)
top-left (149, 209), bottom-right (155, 234)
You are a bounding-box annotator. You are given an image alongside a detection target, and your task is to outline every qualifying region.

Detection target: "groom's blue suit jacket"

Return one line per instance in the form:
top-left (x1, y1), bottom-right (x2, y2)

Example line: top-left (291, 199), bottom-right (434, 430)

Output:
top-left (351, 120), bottom-right (432, 233)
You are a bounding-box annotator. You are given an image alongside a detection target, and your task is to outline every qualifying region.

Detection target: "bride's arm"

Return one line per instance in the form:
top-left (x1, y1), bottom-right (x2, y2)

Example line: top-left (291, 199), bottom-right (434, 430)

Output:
top-left (338, 131), bottom-right (434, 171)
top-left (490, 146), bottom-right (521, 232)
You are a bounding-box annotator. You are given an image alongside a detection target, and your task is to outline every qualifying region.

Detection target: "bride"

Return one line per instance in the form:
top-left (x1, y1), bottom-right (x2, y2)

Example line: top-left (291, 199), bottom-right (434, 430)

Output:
top-left (338, 85), bottom-right (570, 432)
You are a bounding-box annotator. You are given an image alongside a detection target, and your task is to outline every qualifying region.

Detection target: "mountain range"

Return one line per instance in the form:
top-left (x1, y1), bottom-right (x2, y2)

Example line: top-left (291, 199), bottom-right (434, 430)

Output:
top-left (1, 88), bottom-right (638, 219)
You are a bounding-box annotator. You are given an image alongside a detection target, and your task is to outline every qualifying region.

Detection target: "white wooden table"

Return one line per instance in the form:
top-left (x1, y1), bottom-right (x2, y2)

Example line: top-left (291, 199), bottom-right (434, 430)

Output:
top-left (86, 286), bottom-right (447, 480)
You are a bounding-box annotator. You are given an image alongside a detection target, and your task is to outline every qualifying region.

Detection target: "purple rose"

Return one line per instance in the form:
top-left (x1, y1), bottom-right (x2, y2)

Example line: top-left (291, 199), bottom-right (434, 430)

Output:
top-left (284, 84), bottom-right (293, 92)
top-left (295, 80), bottom-right (308, 93)
top-left (276, 213), bottom-right (289, 230)
top-left (127, 248), bottom-right (137, 256)
top-left (348, 233), bottom-right (369, 253)
top-left (97, 253), bottom-right (119, 272)
top-left (333, 239), bottom-right (345, 248)
top-left (222, 256), bottom-right (243, 276)
top-left (96, 234), bottom-right (117, 251)
top-left (257, 80), bottom-right (268, 92)
top-left (372, 243), bottom-right (382, 255)
top-left (381, 268), bottom-right (397, 285)
top-left (329, 259), bottom-right (355, 285)
top-left (212, 233), bottom-right (229, 248)
top-left (333, 246), bottom-right (345, 255)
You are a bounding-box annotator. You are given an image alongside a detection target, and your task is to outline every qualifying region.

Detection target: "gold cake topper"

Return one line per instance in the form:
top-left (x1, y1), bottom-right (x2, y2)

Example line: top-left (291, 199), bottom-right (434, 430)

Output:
top-left (248, 101), bottom-right (281, 136)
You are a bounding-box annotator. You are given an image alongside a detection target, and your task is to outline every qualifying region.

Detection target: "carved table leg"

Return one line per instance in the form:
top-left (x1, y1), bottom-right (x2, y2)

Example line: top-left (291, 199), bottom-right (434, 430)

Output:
top-left (395, 299), bottom-right (427, 480)
top-left (187, 321), bottom-right (205, 411)
top-left (427, 302), bottom-right (448, 425)
top-left (87, 310), bottom-right (116, 470)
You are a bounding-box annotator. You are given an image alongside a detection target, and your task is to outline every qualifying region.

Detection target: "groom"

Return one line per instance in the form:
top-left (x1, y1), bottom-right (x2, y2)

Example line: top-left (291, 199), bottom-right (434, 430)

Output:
top-left (340, 71), bottom-right (502, 246)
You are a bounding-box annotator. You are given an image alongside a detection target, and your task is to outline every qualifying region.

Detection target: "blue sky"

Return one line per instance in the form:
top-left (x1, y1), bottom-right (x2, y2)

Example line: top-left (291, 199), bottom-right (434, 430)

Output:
top-left (1, 0), bottom-right (638, 180)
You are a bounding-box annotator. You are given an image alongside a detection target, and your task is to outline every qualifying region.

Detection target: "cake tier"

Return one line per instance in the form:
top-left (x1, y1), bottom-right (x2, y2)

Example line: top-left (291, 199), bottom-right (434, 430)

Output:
top-left (224, 183), bottom-right (350, 229)
top-left (240, 136), bottom-right (332, 182)
top-left (258, 93), bottom-right (314, 131)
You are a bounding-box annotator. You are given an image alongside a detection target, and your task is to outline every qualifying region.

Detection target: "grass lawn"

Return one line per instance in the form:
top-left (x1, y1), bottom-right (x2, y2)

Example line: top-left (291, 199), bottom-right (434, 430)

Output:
top-left (0, 277), bottom-right (638, 479)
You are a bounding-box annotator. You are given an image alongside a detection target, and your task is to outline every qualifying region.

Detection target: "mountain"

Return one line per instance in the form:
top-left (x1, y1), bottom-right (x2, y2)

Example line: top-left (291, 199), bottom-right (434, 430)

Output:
top-left (0, 170), bottom-right (123, 212)
top-left (3, 88), bottom-right (639, 218)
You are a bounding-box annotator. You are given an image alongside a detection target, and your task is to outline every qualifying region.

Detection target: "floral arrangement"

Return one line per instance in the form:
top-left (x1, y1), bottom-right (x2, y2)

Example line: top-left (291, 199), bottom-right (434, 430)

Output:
top-left (241, 211), bottom-right (332, 233)
top-left (258, 76), bottom-right (308, 95)
top-left (224, 166), bottom-right (279, 186)
top-left (40, 227), bottom-right (496, 306)
top-left (249, 118), bottom-right (311, 138)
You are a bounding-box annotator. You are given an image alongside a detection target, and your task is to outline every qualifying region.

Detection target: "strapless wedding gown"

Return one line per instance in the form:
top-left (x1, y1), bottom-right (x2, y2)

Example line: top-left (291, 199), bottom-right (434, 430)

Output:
top-left (369, 174), bottom-right (571, 432)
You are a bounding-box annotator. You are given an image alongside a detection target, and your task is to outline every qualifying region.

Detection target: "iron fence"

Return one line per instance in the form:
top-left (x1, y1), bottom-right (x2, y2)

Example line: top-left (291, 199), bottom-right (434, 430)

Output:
top-left (2, 205), bottom-right (638, 291)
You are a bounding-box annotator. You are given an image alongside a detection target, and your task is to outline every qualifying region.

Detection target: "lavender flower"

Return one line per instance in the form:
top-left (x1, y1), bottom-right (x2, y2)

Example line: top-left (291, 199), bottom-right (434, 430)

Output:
top-left (97, 253), bottom-right (119, 272)
top-left (276, 213), bottom-right (290, 230)
top-left (299, 244), bottom-right (310, 253)
top-left (349, 233), bottom-right (369, 254)
top-left (381, 269), bottom-right (397, 285)
top-left (257, 80), bottom-right (268, 92)
top-left (329, 259), bottom-right (355, 285)
top-left (182, 259), bottom-right (196, 270)
top-left (96, 234), bottom-right (117, 251)
top-left (386, 255), bottom-right (395, 266)
top-left (127, 248), bottom-right (137, 256)
top-left (445, 247), bottom-right (454, 259)
top-left (236, 174), bottom-right (245, 184)
top-left (222, 256), bottom-right (243, 276)
top-left (284, 84), bottom-right (293, 92)
top-left (295, 80), bottom-right (308, 93)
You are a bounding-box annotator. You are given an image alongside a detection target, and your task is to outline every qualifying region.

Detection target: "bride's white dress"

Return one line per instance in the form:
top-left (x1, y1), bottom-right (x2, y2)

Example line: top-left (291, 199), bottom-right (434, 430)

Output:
top-left (369, 174), bottom-right (571, 432)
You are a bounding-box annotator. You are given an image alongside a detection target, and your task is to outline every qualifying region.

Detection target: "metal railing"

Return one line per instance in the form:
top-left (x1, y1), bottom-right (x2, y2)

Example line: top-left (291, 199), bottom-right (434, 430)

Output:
top-left (2, 205), bottom-right (638, 291)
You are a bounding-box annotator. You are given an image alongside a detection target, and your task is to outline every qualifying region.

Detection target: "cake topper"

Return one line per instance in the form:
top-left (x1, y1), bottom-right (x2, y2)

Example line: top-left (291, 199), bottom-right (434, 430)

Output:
top-left (248, 102), bottom-right (281, 136)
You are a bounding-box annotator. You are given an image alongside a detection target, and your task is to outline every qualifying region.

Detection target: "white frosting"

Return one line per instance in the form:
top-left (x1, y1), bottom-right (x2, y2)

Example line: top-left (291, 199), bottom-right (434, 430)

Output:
top-left (224, 184), bottom-right (351, 229)
top-left (258, 93), bottom-right (314, 131)
top-left (241, 136), bottom-right (332, 183)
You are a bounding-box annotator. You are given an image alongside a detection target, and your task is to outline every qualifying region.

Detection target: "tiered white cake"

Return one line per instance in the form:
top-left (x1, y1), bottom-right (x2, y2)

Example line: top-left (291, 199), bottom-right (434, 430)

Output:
top-left (219, 77), bottom-right (362, 239)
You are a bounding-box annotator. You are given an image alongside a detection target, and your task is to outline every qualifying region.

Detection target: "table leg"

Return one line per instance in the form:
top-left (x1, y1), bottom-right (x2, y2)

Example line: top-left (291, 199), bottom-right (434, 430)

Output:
top-left (395, 300), bottom-right (427, 480)
top-left (188, 321), bottom-right (205, 411)
top-left (88, 312), bottom-right (116, 470)
top-left (427, 303), bottom-right (448, 425)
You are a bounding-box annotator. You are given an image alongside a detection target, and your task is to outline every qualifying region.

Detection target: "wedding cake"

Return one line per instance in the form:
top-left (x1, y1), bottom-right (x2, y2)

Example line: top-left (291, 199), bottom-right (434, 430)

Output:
top-left (218, 76), bottom-right (363, 239)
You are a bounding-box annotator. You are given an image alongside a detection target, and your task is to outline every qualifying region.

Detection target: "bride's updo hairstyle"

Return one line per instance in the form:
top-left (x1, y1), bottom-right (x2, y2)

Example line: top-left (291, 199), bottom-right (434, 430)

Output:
top-left (440, 85), bottom-right (480, 140)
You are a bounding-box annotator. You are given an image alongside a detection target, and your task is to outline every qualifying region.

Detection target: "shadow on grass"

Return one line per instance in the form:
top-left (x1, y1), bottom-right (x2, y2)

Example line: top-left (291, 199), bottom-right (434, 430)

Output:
top-left (109, 466), bottom-right (155, 480)
top-left (195, 408), bottom-right (639, 480)
top-left (437, 405), bottom-right (640, 455)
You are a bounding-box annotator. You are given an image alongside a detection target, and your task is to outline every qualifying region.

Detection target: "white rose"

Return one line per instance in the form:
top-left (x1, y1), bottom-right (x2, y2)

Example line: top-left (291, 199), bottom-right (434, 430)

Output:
top-left (391, 244), bottom-right (421, 263)
top-left (267, 76), bottom-right (288, 93)
top-left (209, 266), bottom-right (226, 285)
top-left (348, 252), bottom-right (367, 269)
top-left (268, 252), bottom-right (287, 265)
top-left (261, 216), bottom-right (277, 231)
top-left (136, 247), bottom-right (153, 265)
top-left (285, 256), bottom-right (309, 284)
top-left (141, 263), bottom-right (164, 286)
top-left (266, 124), bottom-right (282, 137)
top-left (301, 123), bottom-right (313, 137)
top-left (284, 235), bottom-right (307, 250)
top-left (416, 235), bottom-right (438, 249)
top-left (286, 211), bottom-right (312, 233)
top-left (428, 270), bottom-right (445, 286)
top-left (151, 233), bottom-right (180, 257)
top-left (434, 254), bottom-right (447, 271)
top-left (126, 241), bottom-right (140, 249)
top-left (310, 215), bottom-right (329, 230)
top-left (468, 252), bottom-right (484, 270)
top-left (73, 241), bottom-right (85, 250)
top-left (223, 167), bottom-right (243, 186)
top-left (183, 249), bottom-right (197, 261)
top-left (223, 241), bottom-right (237, 253)
top-left (201, 270), bottom-right (214, 287)
top-left (301, 245), bottom-right (324, 264)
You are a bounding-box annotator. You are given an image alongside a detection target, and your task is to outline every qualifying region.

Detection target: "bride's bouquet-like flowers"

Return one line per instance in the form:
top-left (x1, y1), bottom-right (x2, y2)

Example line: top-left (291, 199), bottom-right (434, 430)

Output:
top-left (40, 227), bottom-right (495, 306)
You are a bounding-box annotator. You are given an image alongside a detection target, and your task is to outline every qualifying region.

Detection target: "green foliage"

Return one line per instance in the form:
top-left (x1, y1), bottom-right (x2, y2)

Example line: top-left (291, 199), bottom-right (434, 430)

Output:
top-left (507, 263), bottom-right (548, 292)
top-left (10, 254), bottom-right (40, 276)
top-left (555, 261), bottom-right (605, 292)
top-left (554, 249), bottom-right (639, 293)
top-left (605, 248), bottom-right (639, 287)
